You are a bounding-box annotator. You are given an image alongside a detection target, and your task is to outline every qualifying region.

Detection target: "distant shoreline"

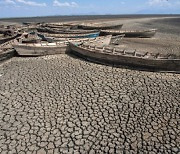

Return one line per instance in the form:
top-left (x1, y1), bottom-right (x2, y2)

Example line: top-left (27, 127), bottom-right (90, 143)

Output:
top-left (0, 14), bottom-right (180, 23)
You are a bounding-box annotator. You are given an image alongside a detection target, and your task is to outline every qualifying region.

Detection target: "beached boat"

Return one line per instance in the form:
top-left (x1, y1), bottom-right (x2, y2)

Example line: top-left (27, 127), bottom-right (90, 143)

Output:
top-left (38, 31), bottom-right (100, 41)
top-left (13, 35), bottom-right (112, 56)
top-left (13, 42), bottom-right (69, 56)
top-left (44, 24), bottom-right (71, 29)
top-left (43, 23), bottom-right (78, 30)
top-left (100, 29), bottom-right (157, 38)
top-left (0, 39), bottom-right (16, 62)
top-left (0, 34), bottom-right (21, 44)
top-left (18, 32), bottom-right (42, 43)
top-left (0, 48), bottom-right (15, 62)
top-left (38, 32), bottom-right (111, 44)
top-left (70, 42), bottom-right (180, 71)
top-left (0, 28), bottom-right (14, 35)
top-left (78, 23), bottom-right (123, 30)
top-left (37, 27), bottom-right (99, 34)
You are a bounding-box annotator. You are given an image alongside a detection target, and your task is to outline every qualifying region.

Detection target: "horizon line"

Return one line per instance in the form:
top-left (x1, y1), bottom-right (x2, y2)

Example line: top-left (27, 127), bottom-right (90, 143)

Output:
top-left (1, 13), bottom-right (180, 20)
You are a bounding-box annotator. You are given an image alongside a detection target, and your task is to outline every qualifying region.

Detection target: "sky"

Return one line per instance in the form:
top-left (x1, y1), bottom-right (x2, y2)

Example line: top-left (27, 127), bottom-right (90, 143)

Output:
top-left (0, 0), bottom-right (180, 18)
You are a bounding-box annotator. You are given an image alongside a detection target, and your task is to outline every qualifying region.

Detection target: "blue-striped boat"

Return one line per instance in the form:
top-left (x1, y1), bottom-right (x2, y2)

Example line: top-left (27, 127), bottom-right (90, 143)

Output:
top-left (38, 32), bottom-right (100, 42)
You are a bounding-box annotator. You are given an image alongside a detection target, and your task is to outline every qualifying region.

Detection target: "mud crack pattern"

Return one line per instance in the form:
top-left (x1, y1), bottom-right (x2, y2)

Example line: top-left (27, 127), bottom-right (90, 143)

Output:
top-left (0, 55), bottom-right (179, 154)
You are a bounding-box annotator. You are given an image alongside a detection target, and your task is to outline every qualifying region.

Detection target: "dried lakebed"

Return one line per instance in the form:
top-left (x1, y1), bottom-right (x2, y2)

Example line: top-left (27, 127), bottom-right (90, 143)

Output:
top-left (0, 55), bottom-right (179, 153)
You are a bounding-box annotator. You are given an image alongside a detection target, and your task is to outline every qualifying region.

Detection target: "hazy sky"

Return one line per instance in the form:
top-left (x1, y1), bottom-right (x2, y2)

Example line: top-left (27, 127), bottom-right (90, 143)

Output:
top-left (0, 0), bottom-right (180, 18)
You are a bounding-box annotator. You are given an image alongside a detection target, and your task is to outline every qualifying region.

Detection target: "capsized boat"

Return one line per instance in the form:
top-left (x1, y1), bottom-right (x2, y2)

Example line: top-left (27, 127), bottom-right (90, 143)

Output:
top-left (70, 42), bottom-right (180, 71)
top-left (100, 29), bottom-right (157, 38)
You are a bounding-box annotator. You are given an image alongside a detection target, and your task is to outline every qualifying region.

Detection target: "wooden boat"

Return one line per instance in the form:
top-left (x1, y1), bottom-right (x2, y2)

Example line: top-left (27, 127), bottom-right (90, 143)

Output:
top-left (78, 23), bottom-right (123, 30)
top-left (0, 48), bottom-right (15, 62)
top-left (38, 31), bottom-right (100, 40)
top-left (13, 35), bottom-right (112, 56)
top-left (18, 32), bottom-right (42, 43)
top-left (70, 43), bottom-right (180, 71)
top-left (0, 28), bottom-right (13, 34)
top-left (100, 29), bottom-right (157, 38)
top-left (38, 33), bottom-right (112, 43)
top-left (37, 27), bottom-right (98, 34)
top-left (13, 42), bottom-right (69, 56)
top-left (0, 34), bottom-right (21, 44)
top-left (43, 23), bottom-right (78, 30)
top-left (0, 40), bottom-right (16, 62)
top-left (0, 39), bottom-right (15, 49)
top-left (23, 22), bottom-right (41, 26)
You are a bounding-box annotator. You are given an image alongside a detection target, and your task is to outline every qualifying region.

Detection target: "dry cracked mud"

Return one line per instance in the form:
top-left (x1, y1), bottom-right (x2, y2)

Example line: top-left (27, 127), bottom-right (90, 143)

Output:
top-left (0, 55), bottom-right (179, 154)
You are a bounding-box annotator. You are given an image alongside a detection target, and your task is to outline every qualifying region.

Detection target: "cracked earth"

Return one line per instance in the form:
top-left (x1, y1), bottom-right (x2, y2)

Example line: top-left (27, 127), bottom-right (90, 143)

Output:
top-left (0, 55), bottom-right (179, 154)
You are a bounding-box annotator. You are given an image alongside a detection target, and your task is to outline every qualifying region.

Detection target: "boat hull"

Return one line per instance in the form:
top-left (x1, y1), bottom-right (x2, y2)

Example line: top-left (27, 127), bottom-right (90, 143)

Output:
top-left (0, 49), bottom-right (15, 62)
top-left (37, 27), bottom-right (98, 34)
top-left (0, 34), bottom-right (20, 44)
top-left (13, 44), bottom-right (69, 56)
top-left (100, 30), bottom-right (156, 38)
top-left (38, 32), bottom-right (100, 42)
top-left (70, 44), bottom-right (180, 72)
top-left (78, 24), bottom-right (123, 30)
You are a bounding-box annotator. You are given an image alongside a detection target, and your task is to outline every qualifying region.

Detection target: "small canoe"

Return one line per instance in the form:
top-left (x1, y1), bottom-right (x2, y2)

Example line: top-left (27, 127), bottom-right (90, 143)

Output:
top-left (13, 35), bottom-right (112, 56)
top-left (100, 29), bottom-right (157, 38)
top-left (78, 24), bottom-right (123, 30)
top-left (38, 32), bottom-right (100, 41)
top-left (37, 27), bottom-right (99, 34)
top-left (70, 43), bottom-right (180, 71)
top-left (13, 42), bottom-right (69, 56)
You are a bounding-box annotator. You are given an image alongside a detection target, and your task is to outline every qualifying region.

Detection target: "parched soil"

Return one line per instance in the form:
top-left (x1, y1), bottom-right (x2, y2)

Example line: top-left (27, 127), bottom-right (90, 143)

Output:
top-left (0, 16), bottom-right (179, 154)
top-left (0, 55), bottom-right (179, 153)
top-left (119, 38), bottom-right (180, 56)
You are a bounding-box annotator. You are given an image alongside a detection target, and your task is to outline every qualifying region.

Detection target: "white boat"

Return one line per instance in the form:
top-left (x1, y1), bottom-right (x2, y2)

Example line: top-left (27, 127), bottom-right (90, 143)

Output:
top-left (13, 42), bottom-right (69, 56)
top-left (13, 35), bottom-right (112, 56)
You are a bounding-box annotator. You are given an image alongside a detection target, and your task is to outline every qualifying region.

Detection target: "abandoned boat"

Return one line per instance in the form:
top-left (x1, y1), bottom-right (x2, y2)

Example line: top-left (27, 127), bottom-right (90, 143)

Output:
top-left (78, 23), bottom-right (123, 30)
top-left (0, 39), bottom-right (16, 62)
top-left (100, 29), bottom-right (157, 38)
top-left (37, 27), bottom-right (99, 34)
top-left (18, 32), bottom-right (42, 43)
top-left (38, 31), bottom-right (100, 41)
top-left (0, 33), bottom-right (21, 44)
top-left (70, 42), bottom-right (180, 71)
top-left (13, 35), bottom-right (112, 56)
top-left (13, 42), bottom-right (70, 56)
